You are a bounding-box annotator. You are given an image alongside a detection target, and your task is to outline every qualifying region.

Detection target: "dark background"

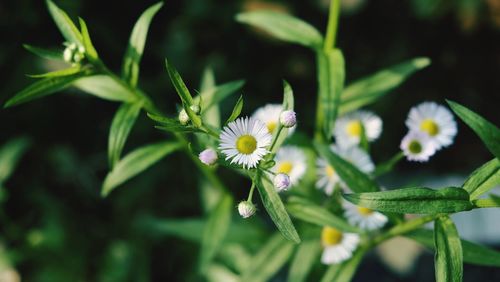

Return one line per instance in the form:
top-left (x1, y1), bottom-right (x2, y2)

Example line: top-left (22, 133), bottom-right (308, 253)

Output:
top-left (0, 0), bottom-right (499, 281)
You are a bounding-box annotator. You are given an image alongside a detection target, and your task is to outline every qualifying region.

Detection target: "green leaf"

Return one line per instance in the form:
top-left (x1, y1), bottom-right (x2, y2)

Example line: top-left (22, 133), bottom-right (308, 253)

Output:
top-left (73, 75), bottom-right (138, 102)
top-left (4, 72), bottom-right (86, 108)
top-left (287, 197), bottom-right (361, 233)
top-left (236, 10), bottom-right (324, 49)
top-left (27, 66), bottom-right (81, 78)
top-left (148, 113), bottom-right (203, 134)
top-left (0, 138), bottom-right (30, 183)
top-left (78, 18), bottom-right (98, 60)
top-left (315, 143), bottom-right (379, 193)
top-left (463, 158), bottom-right (500, 200)
top-left (320, 247), bottom-right (367, 282)
top-left (122, 2), bottom-right (163, 87)
top-left (23, 44), bottom-right (63, 61)
top-left (108, 102), bottom-right (143, 168)
top-left (255, 172), bottom-right (301, 243)
top-left (288, 239), bottom-right (321, 282)
top-left (447, 100), bottom-right (500, 159)
top-left (165, 59), bottom-right (194, 105)
top-left (317, 49), bottom-right (345, 137)
top-left (199, 67), bottom-right (220, 128)
top-left (434, 216), bottom-right (463, 282)
top-left (344, 187), bottom-right (473, 214)
top-left (339, 57), bottom-right (431, 115)
top-left (270, 80), bottom-right (295, 154)
top-left (224, 95), bottom-right (243, 126)
top-left (202, 80), bottom-right (245, 112)
top-left (101, 141), bottom-right (181, 196)
top-left (406, 229), bottom-right (500, 267)
top-left (241, 233), bottom-right (295, 282)
top-left (199, 193), bottom-right (233, 273)
top-left (46, 0), bottom-right (83, 45)
top-left (205, 264), bottom-right (239, 282)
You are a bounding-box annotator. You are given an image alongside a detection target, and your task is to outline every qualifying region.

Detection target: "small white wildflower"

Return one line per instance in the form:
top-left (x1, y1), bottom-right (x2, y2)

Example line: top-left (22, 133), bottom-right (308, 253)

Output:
top-left (321, 226), bottom-right (360, 265)
top-left (252, 104), bottom-right (296, 135)
top-left (400, 131), bottom-right (437, 162)
top-left (279, 110), bottom-right (296, 128)
top-left (198, 148), bottom-right (218, 165)
top-left (238, 201), bottom-right (256, 218)
top-left (178, 109), bottom-right (189, 125)
top-left (273, 173), bottom-right (291, 192)
top-left (334, 110), bottom-right (382, 148)
top-left (272, 146), bottom-right (307, 185)
top-left (219, 117), bottom-right (272, 169)
top-left (343, 201), bottom-right (388, 231)
top-left (406, 102), bottom-right (457, 150)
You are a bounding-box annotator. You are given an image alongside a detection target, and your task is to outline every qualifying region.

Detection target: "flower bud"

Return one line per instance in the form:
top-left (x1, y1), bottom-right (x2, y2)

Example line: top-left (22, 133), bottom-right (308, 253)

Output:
top-left (190, 104), bottom-right (201, 114)
top-left (63, 42), bottom-right (85, 65)
top-left (238, 201), bottom-right (256, 218)
top-left (199, 148), bottom-right (218, 165)
top-left (178, 109), bottom-right (189, 125)
top-left (280, 110), bottom-right (296, 128)
top-left (273, 173), bottom-right (291, 192)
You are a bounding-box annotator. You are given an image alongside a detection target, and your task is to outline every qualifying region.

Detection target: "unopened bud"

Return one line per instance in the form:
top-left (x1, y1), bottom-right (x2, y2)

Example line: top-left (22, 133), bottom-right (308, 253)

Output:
top-left (280, 110), bottom-right (296, 128)
top-left (238, 201), bottom-right (256, 218)
top-left (199, 148), bottom-right (218, 165)
top-left (178, 109), bottom-right (189, 125)
top-left (190, 104), bottom-right (201, 114)
top-left (273, 173), bottom-right (291, 192)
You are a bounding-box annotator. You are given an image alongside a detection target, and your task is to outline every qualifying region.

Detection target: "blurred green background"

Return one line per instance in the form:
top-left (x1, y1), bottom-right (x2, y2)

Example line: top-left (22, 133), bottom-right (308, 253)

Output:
top-left (0, 0), bottom-right (499, 281)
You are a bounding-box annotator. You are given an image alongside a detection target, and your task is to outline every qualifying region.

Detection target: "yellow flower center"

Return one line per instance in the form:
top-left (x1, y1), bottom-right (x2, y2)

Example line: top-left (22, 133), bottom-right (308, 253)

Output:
top-left (326, 165), bottom-right (336, 177)
top-left (267, 121), bottom-right (277, 134)
top-left (408, 140), bottom-right (422, 154)
top-left (278, 161), bottom-right (293, 174)
top-left (357, 206), bottom-right (374, 216)
top-left (321, 226), bottom-right (343, 246)
top-left (236, 135), bottom-right (257, 154)
top-left (420, 119), bottom-right (439, 136)
top-left (346, 120), bottom-right (363, 137)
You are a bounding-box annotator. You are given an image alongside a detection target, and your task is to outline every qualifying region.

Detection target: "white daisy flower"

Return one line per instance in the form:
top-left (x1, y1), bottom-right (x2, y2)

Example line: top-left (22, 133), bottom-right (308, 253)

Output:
top-left (316, 145), bottom-right (375, 195)
top-left (219, 117), bottom-right (272, 168)
top-left (400, 130), bottom-right (437, 162)
top-left (406, 102), bottom-right (457, 150)
top-left (321, 226), bottom-right (360, 265)
top-left (334, 110), bottom-right (382, 148)
top-left (343, 201), bottom-right (388, 231)
top-left (272, 146), bottom-right (307, 185)
top-left (252, 104), bottom-right (296, 136)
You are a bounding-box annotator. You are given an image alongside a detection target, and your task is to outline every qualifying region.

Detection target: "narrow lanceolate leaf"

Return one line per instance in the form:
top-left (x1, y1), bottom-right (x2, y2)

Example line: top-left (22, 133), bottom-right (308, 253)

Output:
top-left (317, 49), bottom-right (345, 138)
top-left (147, 113), bottom-right (203, 134)
top-left (205, 264), bottom-right (239, 282)
top-left (315, 143), bottom-right (379, 193)
top-left (339, 57), bottom-right (431, 115)
top-left (78, 18), bottom-right (98, 60)
top-left (165, 59), bottom-right (194, 105)
top-left (463, 158), bottom-right (500, 200)
top-left (447, 100), bottom-right (500, 159)
top-left (255, 173), bottom-right (300, 243)
top-left (320, 247), bottom-right (367, 282)
top-left (344, 187), bottom-right (473, 214)
top-left (199, 193), bottom-right (233, 273)
top-left (0, 138), bottom-right (30, 183)
top-left (406, 229), bottom-right (500, 267)
top-left (224, 95), bottom-right (243, 126)
top-left (46, 0), bottom-right (83, 45)
top-left (74, 75), bottom-right (137, 102)
top-left (236, 11), bottom-right (324, 49)
top-left (102, 141), bottom-right (181, 196)
top-left (199, 67), bottom-right (220, 128)
top-left (270, 80), bottom-right (295, 154)
top-left (23, 44), bottom-right (63, 61)
top-left (434, 216), bottom-right (463, 282)
top-left (27, 66), bottom-right (81, 78)
top-left (4, 72), bottom-right (86, 108)
top-left (241, 234), bottom-right (295, 282)
top-left (108, 102), bottom-right (143, 168)
top-left (202, 80), bottom-right (246, 112)
top-left (122, 2), bottom-right (163, 86)
top-left (287, 197), bottom-right (361, 233)
top-left (288, 239), bottom-right (322, 282)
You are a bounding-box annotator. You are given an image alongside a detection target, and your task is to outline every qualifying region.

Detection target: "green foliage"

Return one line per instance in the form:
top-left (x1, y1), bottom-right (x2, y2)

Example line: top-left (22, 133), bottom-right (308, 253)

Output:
top-left (0, 138), bottom-right (30, 183)
top-left (463, 158), bottom-right (500, 200)
top-left (447, 100), bottom-right (500, 159)
top-left (46, 0), bottom-right (83, 45)
top-left (102, 141), bottom-right (181, 196)
top-left (320, 247), bottom-right (367, 282)
top-left (27, 66), bottom-right (82, 78)
top-left (344, 187), bottom-right (474, 214)
top-left (23, 44), bottom-right (63, 61)
top-left (339, 57), bottom-right (431, 115)
top-left (73, 75), bottom-right (138, 102)
top-left (148, 113), bottom-right (203, 134)
top-left (236, 10), bottom-right (324, 49)
top-left (288, 238), bottom-right (321, 282)
top-left (224, 95), bottom-right (243, 126)
top-left (269, 80), bottom-right (295, 154)
top-left (78, 18), bottom-right (99, 60)
top-left (434, 216), bottom-right (463, 282)
top-left (122, 2), bottom-right (163, 87)
top-left (201, 80), bottom-right (246, 112)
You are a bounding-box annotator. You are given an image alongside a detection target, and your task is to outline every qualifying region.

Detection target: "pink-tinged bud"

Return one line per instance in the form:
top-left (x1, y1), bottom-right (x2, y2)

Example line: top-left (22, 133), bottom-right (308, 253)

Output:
top-left (238, 201), bottom-right (256, 218)
top-left (280, 110), bottom-right (297, 128)
top-left (198, 148), bottom-right (218, 165)
top-left (273, 173), bottom-right (291, 192)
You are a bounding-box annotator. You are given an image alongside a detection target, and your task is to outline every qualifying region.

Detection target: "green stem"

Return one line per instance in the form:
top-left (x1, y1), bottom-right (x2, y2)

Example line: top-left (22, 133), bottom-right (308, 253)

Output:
top-left (370, 214), bottom-right (439, 246)
top-left (373, 151), bottom-right (405, 177)
top-left (324, 0), bottom-right (341, 51)
top-left (473, 199), bottom-right (500, 208)
top-left (268, 125), bottom-right (284, 152)
top-left (247, 181), bottom-right (256, 202)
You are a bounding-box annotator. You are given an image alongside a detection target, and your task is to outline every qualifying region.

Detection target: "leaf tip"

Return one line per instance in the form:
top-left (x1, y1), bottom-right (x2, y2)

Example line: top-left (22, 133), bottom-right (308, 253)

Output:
top-left (414, 57), bottom-right (431, 68)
